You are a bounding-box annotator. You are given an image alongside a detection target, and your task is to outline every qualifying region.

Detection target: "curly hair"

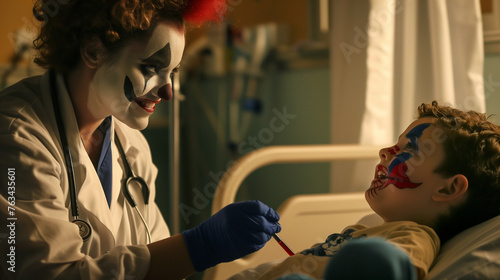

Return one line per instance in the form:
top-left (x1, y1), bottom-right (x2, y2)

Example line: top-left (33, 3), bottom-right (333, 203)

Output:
top-left (32, 0), bottom-right (226, 72)
top-left (418, 101), bottom-right (500, 243)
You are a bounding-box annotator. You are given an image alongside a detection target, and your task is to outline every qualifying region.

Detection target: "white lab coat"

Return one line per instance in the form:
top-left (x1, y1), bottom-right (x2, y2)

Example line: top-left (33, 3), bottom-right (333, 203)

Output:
top-left (0, 71), bottom-right (170, 279)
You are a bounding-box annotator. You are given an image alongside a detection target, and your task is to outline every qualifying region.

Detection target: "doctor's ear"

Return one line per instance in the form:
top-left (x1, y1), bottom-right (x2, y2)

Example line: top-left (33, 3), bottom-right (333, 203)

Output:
top-left (80, 38), bottom-right (106, 69)
top-left (433, 174), bottom-right (468, 202)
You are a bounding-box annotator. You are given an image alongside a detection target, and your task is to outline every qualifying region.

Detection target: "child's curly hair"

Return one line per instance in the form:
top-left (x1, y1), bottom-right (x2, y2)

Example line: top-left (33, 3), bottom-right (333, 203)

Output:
top-left (418, 101), bottom-right (500, 243)
top-left (32, 0), bottom-right (226, 72)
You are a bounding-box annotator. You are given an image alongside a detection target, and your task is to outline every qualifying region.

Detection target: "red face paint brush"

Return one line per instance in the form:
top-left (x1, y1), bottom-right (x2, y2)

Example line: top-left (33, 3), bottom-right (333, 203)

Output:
top-left (272, 233), bottom-right (295, 256)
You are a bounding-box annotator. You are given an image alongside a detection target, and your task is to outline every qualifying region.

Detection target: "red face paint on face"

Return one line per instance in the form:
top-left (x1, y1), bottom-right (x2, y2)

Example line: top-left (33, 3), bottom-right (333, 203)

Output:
top-left (379, 144), bottom-right (420, 190)
top-left (384, 162), bottom-right (421, 189)
top-left (388, 145), bottom-right (400, 155)
top-left (368, 123), bottom-right (431, 198)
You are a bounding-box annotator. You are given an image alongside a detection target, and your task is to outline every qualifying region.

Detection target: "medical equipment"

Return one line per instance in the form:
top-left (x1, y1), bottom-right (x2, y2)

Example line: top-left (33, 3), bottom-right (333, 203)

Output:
top-left (49, 69), bottom-right (152, 243)
top-left (229, 24), bottom-right (285, 149)
top-left (114, 130), bottom-right (152, 243)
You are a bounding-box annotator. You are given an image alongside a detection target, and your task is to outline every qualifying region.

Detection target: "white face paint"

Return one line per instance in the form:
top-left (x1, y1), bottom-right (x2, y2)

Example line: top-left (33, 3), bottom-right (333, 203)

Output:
top-left (88, 21), bottom-right (185, 130)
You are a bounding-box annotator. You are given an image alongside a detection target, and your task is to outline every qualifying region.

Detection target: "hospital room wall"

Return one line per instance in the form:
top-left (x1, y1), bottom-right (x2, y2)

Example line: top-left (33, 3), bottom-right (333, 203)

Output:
top-left (173, 64), bottom-right (332, 230)
top-left (484, 53), bottom-right (500, 121)
top-left (230, 66), bottom-right (333, 209)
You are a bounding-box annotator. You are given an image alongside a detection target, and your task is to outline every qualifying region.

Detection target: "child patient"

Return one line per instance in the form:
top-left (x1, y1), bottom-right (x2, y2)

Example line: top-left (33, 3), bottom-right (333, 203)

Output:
top-left (232, 101), bottom-right (500, 280)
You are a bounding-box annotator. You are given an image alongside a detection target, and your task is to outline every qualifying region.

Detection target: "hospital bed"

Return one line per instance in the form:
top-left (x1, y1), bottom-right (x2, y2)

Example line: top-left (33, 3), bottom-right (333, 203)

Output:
top-left (202, 145), bottom-right (500, 280)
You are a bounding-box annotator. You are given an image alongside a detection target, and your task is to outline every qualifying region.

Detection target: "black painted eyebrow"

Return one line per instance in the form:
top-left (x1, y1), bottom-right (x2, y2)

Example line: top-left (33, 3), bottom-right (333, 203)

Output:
top-left (142, 42), bottom-right (171, 69)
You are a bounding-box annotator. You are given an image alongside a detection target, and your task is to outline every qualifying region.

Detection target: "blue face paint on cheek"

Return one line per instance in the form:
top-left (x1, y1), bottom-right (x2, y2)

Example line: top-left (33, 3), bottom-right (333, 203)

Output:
top-left (384, 123), bottom-right (432, 189)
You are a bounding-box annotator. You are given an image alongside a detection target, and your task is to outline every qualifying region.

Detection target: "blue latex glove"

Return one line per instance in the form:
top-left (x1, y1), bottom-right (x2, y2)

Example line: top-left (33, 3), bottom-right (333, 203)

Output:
top-left (182, 200), bottom-right (281, 271)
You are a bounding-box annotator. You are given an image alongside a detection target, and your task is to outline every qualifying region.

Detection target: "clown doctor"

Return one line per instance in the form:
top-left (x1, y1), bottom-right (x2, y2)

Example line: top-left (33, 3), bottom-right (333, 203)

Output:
top-left (0, 0), bottom-right (281, 279)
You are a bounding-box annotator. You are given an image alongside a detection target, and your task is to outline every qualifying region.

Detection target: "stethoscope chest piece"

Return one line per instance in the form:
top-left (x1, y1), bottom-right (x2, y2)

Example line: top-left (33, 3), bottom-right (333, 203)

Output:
top-left (73, 219), bottom-right (92, 241)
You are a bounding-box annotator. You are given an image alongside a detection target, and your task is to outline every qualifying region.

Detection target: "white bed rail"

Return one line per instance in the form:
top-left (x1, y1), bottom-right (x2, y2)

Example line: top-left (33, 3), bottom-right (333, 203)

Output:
top-left (211, 144), bottom-right (381, 214)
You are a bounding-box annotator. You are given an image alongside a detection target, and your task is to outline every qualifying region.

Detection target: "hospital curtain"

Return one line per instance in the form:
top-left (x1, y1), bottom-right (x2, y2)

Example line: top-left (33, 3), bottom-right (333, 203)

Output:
top-left (329, 0), bottom-right (485, 192)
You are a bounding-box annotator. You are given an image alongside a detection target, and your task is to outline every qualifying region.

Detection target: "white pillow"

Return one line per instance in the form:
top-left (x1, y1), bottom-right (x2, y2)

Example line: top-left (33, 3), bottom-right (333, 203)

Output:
top-left (426, 215), bottom-right (500, 279)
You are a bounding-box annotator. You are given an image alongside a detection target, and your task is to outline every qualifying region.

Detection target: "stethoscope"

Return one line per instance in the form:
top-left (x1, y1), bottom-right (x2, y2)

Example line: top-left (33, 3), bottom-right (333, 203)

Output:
top-left (49, 70), bottom-right (152, 243)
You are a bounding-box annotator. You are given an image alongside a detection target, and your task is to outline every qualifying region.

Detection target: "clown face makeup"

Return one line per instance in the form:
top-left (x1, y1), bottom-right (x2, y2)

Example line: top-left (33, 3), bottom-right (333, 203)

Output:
top-left (366, 117), bottom-right (450, 223)
top-left (384, 123), bottom-right (431, 189)
top-left (87, 21), bottom-right (185, 130)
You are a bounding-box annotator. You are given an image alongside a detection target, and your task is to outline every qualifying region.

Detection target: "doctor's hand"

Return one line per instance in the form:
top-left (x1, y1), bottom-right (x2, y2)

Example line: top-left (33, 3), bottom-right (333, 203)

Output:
top-left (181, 200), bottom-right (281, 271)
